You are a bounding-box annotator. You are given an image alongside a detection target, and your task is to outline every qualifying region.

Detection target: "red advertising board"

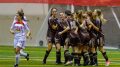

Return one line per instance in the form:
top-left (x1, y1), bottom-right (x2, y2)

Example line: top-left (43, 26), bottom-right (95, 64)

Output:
top-left (0, 0), bottom-right (120, 6)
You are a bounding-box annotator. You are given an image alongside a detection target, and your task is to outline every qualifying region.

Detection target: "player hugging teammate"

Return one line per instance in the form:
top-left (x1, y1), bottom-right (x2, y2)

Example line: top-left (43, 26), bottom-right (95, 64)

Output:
top-left (42, 8), bottom-right (110, 66)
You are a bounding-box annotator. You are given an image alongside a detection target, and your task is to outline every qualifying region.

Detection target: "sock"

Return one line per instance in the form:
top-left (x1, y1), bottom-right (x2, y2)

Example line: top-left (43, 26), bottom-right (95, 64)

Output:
top-left (83, 52), bottom-right (89, 66)
top-left (64, 50), bottom-right (69, 63)
top-left (74, 56), bottom-right (78, 65)
top-left (15, 54), bottom-right (20, 65)
top-left (43, 50), bottom-right (50, 62)
top-left (93, 52), bottom-right (98, 65)
top-left (81, 52), bottom-right (85, 63)
top-left (102, 52), bottom-right (108, 61)
top-left (70, 53), bottom-right (74, 61)
top-left (56, 51), bottom-right (61, 63)
top-left (89, 52), bottom-right (94, 64)
top-left (73, 53), bottom-right (80, 65)
top-left (20, 50), bottom-right (27, 57)
top-left (78, 53), bottom-right (82, 65)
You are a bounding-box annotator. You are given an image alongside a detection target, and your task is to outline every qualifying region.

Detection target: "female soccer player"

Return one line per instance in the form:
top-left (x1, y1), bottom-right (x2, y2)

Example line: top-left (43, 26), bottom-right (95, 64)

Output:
top-left (10, 12), bottom-right (31, 67)
top-left (42, 8), bottom-right (62, 64)
top-left (58, 12), bottom-right (73, 65)
top-left (93, 9), bottom-right (110, 66)
top-left (62, 10), bottom-right (81, 66)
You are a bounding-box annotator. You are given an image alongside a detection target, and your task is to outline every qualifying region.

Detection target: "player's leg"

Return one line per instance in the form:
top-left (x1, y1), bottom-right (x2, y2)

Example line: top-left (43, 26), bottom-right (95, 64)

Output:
top-left (14, 47), bottom-right (21, 67)
top-left (77, 44), bottom-right (83, 66)
top-left (98, 37), bottom-right (110, 66)
top-left (19, 41), bottom-right (29, 61)
top-left (89, 38), bottom-right (98, 66)
top-left (82, 45), bottom-right (89, 66)
top-left (20, 49), bottom-right (29, 61)
top-left (14, 39), bottom-right (23, 67)
top-left (64, 38), bottom-right (70, 64)
top-left (42, 37), bottom-right (53, 64)
top-left (72, 45), bottom-right (79, 66)
top-left (72, 37), bottom-right (82, 66)
top-left (54, 33), bottom-right (62, 64)
top-left (64, 38), bottom-right (75, 66)
top-left (42, 42), bottom-right (52, 64)
top-left (73, 43), bottom-right (82, 66)
top-left (89, 39), bottom-right (94, 65)
top-left (55, 42), bottom-right (62, 64)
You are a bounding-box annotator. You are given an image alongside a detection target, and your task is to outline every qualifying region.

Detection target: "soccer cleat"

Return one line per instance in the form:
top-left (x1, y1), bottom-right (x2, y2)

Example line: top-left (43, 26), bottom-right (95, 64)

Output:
top-left (42, 60), bottom-right (46, 64)
top-left (25, 53), bottom-right (29, 61)
top-left (56, 61), bottom-right (62, 64)
top-left (64, 61), bottom-right (73, 66)
top-left (14, 64), bottom-right (18, 67)
top-left (89, 61), bottom-right (98, 66)
top-left (83, 61), bottom-right (89, 66)
top-left (92, 63), bottom-right (98, 66)
top-left (74, 64), bottom-right (81, 66)
top-left (105, 61), bottom-right (110, 66)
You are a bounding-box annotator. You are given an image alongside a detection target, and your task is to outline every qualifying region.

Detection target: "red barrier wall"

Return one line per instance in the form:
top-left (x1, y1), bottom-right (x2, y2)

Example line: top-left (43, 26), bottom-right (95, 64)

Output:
top-left (0, 0), bottom-right (120, 6)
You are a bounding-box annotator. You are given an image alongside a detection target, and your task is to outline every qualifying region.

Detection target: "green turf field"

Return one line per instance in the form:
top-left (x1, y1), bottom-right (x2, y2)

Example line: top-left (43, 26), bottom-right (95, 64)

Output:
top-left (0, 46), bottom-right (120, 67)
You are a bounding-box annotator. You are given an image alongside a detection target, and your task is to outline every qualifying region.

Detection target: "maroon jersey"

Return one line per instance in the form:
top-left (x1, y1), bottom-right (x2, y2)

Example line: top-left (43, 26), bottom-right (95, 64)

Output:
top-left (47, 16), bottom-right (61, 44)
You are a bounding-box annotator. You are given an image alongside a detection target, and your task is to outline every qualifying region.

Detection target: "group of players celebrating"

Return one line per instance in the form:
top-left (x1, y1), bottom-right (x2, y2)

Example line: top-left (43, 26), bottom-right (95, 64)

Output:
top-left (42, 8), bottom-right (110, 66)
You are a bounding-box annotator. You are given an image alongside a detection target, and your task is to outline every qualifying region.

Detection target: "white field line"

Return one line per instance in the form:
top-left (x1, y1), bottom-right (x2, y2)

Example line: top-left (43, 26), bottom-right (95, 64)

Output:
top-left (0, 57), bottom-right (120, 60)
top-left (111, 7), bottom-right (120, 29)
top-left (0, 57), bottom-right (120, 63)
top-left (0, 63), bottom-right (120, 66)
top-left (0, 60), bottom-right (120, 63)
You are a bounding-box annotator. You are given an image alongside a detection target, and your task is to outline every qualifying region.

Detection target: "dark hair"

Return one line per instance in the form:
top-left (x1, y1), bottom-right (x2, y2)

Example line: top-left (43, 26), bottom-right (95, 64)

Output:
top-left (65, 10), bottom-right (72, 16)
top-left (50, 8), bottom-right (57, 16)
top-left (17, 11), bottom-right (24, 20)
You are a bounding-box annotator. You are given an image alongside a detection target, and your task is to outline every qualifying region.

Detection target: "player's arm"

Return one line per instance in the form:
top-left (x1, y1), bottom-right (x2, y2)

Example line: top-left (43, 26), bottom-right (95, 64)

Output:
top-left (87, 19), bottom-right (99, 31)
top-left (24, 22), bottom-right (31, 39)
top-left (49, 18), bottom-right (58, 30)
top-left (26, 30), bottom-right (31, 39)
top-left (75, 26), bottom-right (78, 34)
top-left (58, 20), bottom-right (70, 35)
top-left (58, 26), bottom-right (70, 35)
top-left (100, 14), bottom-right (107, 24)
top-left (88, 24), bottom-right (92, 30)
top-left (52, 24), bottom-right (58, 30)
top-left (10, 20), bottom-right (15, 34)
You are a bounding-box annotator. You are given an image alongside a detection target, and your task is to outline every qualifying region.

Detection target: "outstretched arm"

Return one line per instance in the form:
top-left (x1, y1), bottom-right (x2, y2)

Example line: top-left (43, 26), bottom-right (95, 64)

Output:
top-left (58, 26), bottom-right (70, 35)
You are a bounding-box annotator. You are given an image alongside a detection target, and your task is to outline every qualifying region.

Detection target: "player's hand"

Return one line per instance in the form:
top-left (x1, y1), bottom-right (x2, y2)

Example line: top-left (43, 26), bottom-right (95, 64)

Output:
top-left (26, 32), bottom-right (32, 39)
top-left (10, 30), bottom-right (14, 34)
top-left (58, 32), bottom-right (62, 35)
top-left (52, 24), bottom-right (58, 30)
top-left (74, 31), bottom-right (78, 34)
top-left (26, 34), bottom-right (30, 39)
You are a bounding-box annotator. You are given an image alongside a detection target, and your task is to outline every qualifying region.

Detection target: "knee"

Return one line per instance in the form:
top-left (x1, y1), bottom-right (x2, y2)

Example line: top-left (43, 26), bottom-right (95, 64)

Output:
top-left (15, 49), bottom-right (20, 54)
top-left (56, 48), bottom-right (61, 52)
top-left (47, 48), bottom-right (52, 52)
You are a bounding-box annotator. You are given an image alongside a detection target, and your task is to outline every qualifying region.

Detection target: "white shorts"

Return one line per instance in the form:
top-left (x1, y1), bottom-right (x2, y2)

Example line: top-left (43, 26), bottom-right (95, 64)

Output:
top-left (14, 36), bottom-right (26, 49)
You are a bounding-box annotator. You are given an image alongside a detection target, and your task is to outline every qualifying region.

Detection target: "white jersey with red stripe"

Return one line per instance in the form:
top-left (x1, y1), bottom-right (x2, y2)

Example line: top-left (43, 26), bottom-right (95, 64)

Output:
top-left (10, 20), bottom-right (29, 37)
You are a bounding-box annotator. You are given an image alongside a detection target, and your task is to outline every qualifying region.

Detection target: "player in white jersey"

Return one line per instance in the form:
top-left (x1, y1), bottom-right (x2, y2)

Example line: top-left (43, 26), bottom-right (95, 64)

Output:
top-left (10, 12), bottom-right (31, 67)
